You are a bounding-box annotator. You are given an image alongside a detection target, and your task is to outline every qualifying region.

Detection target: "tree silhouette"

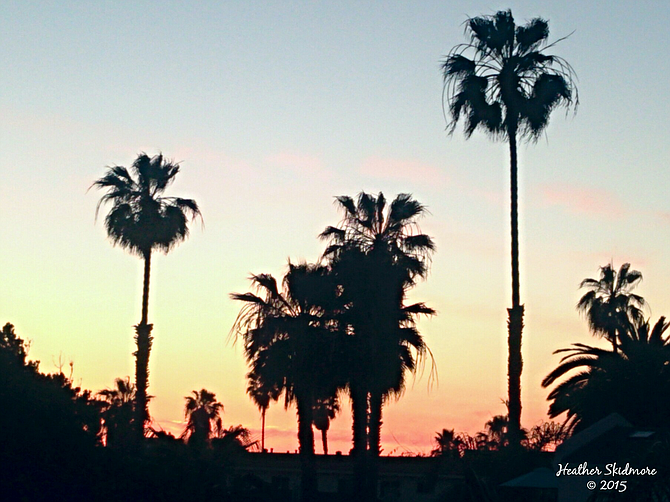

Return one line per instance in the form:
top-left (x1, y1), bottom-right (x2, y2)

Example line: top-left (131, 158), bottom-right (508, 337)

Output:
top-left (577, 262), bottom-right (646, 352)
top-left (247, 370), bottom-right (281, 452)
top-left (312, 395), bottom-right (340, 455)
top-left (431, 428), bottom-right (463, 458)
top-left (442, 9), bottom-right (577, 445)
top-left (98, 376), bottom-right (136, 449)
top-left (542, 317), bottom-right (670, 434)
top-left (231, 262), bottom-right (343, 502)
top-left (181, 388), bottom-right (224, 448)
top-left (92, 153), bottom-right (201, 440)
top-left (321, 192), bottom-right (434, 499)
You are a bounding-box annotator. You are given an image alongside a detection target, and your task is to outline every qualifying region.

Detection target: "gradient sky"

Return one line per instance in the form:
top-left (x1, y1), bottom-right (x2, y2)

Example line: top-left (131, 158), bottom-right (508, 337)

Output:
top-left (2, 1), bottom-right (670, 455)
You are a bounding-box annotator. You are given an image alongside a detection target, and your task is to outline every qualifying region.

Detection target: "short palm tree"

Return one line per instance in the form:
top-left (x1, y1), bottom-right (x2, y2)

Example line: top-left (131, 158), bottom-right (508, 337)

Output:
top-left (231, 262), bottom-right (343, 502)
top-left (93, 153), bottom-right (201, 439)
top-left (577, 262), bottom-right (646, 352)
top-left (542, 317), bottom-right (670, 434)
top-left (181, 388), bottom-right (224, 447)
top-left (312, 395), bottom-right (340, 455)
top-left (247, 370), bottom-right (281, 452)
top-left (431, 428), bottom-right (463, 458)
top-left (442, 10), bottom-right (578, 445)
top-left (97, 377), bottom-right (135, 448)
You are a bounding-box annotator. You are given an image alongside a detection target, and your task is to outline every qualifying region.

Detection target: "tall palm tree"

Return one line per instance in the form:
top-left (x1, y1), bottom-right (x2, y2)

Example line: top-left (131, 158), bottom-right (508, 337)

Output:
top-left (93, 153), bottom-right (202, 439)
top-left (442, 10), bottom-right (578, 445)
top-left (231, 262), bottom-right (343, 502)
top-left (181, 388), bottom-right (224, 447)
top-left (97, 377), bottom-right (135, 449)
top-left (312, 395), bottom-right (340, 455)
top-left (542, 317), bottom-right (670, 434)
top-left (321, 192), bottom-right (434, 499)
top-left (247, 370), bottom-right (280, 452)
top-left (577, 262), bottom-right (646, 352)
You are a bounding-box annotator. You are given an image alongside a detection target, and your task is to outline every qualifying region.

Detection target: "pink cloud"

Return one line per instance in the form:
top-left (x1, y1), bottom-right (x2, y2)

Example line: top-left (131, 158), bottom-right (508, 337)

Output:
top-left (360, 156), bottom-right (449, 185)
top-left (539, 184), bottom-right (626, 219)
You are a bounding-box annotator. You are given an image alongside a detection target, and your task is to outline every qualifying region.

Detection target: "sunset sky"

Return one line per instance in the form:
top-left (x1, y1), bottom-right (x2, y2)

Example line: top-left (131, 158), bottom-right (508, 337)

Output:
top-left (2, 1), bottom-right (670, 455)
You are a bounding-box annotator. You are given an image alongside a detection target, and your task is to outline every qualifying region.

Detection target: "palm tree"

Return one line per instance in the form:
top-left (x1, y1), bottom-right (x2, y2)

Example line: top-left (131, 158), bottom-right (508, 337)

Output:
top-left (92, 153), bottom-right (202, 439)
top-left (231, 262), bottom-right (343, 502)
top-left (525, 421), bottom-right (567, 451)
top-left (577, 262), bottom-right (646, 352)
top-left (321, 192), bottom-right (435, 499)
top-left (97, 377), bottom-right (135, 448)
top-left (181, 388), bottom-right (224, 447)
top-left (312, 395), bottom-right (340, 455)
top-left (484, 414), bottom-right (509, 450)
top-left (542, 317), bottom-right (670, 434)
top-left (247, 370), bottom-right (280, 452)
top-left (211, 424), bottom-right (259, 453)
top-left (431, 428), bottom-right (463, 458)
top-left (442, 10), bottom-right (578, 445)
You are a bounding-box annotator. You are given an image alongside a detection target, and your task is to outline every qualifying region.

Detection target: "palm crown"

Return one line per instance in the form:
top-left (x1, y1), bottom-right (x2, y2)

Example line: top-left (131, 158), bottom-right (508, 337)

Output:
top-left (442, 9), bottom-right (578, 140)
top-left (543, 317), bottom-right (670, 433)
top-left (93, 153), bottom-right (201, 256)
top-left (577, 263), bottom-right (646, 350)
top-left (182, 389), bottom-right (224, 442)
top-left (320, 192), bottom-right (435, 283)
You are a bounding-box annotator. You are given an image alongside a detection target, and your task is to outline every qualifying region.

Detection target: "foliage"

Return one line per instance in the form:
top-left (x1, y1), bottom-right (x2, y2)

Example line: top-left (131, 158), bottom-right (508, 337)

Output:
top-left (231, 262), bottom-right (343, 500)
top-left (431, 428), bottom-right (463, 457)
top-left (92, 153), bottom-right (202, 257)
top-left (312, 395), bottom-right (340, 455)
top-left (577, 262), bottom-right (646, 351)
top-left (0, 323), bottom-right (103, 500)
top-left (442, 9), bottom-right (578, 141)
top-left (181, 388), bottom-right (224, 447)
top-left (523, 421), bottom-right (568, 451)
top-left (98, 377), bottom-right (136, 448)
top-left (320, 192), bottom-right (435, 442)
top-left (543, 316), bottom-right (670, 433)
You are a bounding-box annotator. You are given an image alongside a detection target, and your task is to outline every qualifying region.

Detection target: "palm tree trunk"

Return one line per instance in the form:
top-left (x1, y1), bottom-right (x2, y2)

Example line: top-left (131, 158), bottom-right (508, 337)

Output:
top-left (351, 385), bottom-right (368, 455)
top-left (141, 249), bottom-right (151, 325)
top-left (297, 396), bottom-right (317, 502)
top-left (261, 407), bottom-right (266, 452)
top-left (134, 249), bottom-right (153, 442)
top-left (321, 428), bottom-right (328, 455)
top-left (368, 391), bottom-right (383, 500)
top-left (507, 131), bottom-right (524, 447)
top-left (350, 385), bottom-right (369, 501)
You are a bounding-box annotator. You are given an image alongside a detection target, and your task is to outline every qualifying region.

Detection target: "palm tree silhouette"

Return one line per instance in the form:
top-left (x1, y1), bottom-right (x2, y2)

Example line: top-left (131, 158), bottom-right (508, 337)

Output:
top-left (92, 153), bottom-right (201, 440)
top-left (431, 428), bottom-right (463, 458)
top-left (247, 370), bottom-right (280, 452)
top-left (577, 262), bottom-right (646, 352)
top-left (181, 388), bottom-right (224, 447)
top-left (442, 10), bottom-right (578, 445)
top-left (321, 192), bottom-right (434, 498)
top-left (542, 317), bottom-right (670, 433)
top-left (312, 395), bottom-right (340, 455)
top-left (97, 377), bottom-right (136, 448)
top-left (231, 262), bottom-right (343, 502)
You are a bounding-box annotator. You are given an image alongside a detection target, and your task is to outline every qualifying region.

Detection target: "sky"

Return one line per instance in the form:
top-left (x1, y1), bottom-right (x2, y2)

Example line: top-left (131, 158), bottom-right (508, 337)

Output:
top-left (2, 0), bottom-right (670, 455)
